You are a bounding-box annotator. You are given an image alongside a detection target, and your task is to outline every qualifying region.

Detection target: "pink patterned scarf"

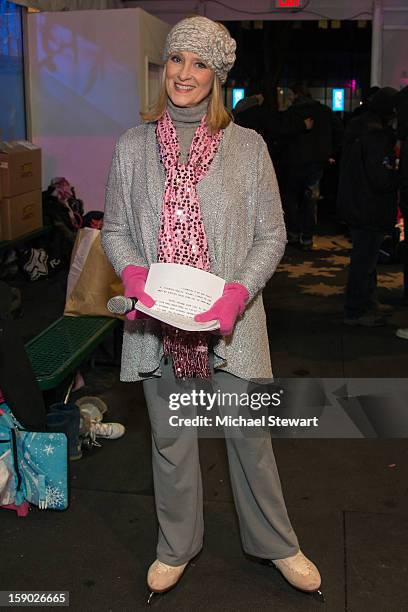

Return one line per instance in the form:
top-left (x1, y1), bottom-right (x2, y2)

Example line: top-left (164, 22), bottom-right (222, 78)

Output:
top-left (156, 109), bottom-right (222, 379)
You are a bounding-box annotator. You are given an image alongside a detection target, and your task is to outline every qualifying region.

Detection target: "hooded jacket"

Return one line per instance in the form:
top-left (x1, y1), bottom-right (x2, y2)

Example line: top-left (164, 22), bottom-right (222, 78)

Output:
top-left (395, 86), bottom-right (408, 219)
top-left (337, 110), bottom-right (398, 231)
top-left (279, 96), bottom-right (344, 168)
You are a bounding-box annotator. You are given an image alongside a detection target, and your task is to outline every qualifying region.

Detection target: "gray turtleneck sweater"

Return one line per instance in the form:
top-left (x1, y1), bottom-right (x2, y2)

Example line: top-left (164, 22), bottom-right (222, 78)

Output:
top-left (167, 97), bottom-right (209, 164)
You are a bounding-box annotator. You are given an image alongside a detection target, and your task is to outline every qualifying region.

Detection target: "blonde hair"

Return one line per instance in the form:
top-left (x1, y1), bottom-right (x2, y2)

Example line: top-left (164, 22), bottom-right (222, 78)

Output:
top-left (140, 66), bottom-right (232, 133)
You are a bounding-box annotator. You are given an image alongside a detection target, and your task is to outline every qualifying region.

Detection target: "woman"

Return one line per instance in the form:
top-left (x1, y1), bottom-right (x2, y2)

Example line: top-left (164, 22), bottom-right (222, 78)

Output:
top-left (101, 16), bottom-right (322, 602)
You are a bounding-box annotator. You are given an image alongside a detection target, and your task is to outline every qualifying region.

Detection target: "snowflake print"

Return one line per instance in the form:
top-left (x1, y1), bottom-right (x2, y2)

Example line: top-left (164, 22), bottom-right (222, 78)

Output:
top-left (43, 444), bottom-right (55, 456)
top-left (45, 485), bottom-right (65, 509)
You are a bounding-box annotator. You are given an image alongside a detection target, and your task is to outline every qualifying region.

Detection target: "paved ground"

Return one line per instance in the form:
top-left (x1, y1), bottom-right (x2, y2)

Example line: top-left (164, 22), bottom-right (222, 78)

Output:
top-left (1, 225), bottom-right (408, 611)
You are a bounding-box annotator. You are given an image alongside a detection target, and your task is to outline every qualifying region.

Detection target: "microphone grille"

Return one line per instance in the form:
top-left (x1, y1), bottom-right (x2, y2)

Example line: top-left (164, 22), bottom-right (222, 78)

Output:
top-left (107, 295), bottom-right (132, 315)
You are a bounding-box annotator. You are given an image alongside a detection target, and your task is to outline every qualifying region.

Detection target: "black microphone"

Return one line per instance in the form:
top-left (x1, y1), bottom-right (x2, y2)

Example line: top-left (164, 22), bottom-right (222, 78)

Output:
top-left (107, 295), bottom-right (138, 315)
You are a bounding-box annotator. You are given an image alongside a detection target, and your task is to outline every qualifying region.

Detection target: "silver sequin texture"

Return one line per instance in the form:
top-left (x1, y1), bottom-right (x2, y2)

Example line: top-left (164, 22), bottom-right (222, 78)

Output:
top-left (101, 121), bottom-right (287, 382)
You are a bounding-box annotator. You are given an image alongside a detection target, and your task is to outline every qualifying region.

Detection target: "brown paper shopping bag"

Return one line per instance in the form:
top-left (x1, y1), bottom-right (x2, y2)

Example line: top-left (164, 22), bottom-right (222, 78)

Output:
top-left (64, 228), bottom-right (124, 318)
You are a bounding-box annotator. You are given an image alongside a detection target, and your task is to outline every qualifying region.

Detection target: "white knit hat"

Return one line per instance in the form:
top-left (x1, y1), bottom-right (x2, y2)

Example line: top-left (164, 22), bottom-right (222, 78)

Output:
top-left (163, 16), bottom-right (236, 84)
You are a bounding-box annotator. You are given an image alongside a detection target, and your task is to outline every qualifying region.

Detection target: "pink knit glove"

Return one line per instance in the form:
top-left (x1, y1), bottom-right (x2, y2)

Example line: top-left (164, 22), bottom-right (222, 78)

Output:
top-left (121, 265), bottom-right (155, 321)
top-left (194, 282), bottom-right (249, 335)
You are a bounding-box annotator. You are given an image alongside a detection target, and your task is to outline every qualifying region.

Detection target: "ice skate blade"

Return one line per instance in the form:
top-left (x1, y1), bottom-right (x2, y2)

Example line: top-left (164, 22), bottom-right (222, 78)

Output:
top-left (312, 589), bottom-right (325, 603)
top-left (146, 551), bottom-right (202, 604)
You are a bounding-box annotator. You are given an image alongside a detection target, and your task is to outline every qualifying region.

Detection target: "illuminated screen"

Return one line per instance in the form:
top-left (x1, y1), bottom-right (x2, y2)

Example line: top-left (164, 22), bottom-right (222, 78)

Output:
top-left (232, 88), bottom-right (245, 108)
top-left (332, 88), bottom-right (345, 112)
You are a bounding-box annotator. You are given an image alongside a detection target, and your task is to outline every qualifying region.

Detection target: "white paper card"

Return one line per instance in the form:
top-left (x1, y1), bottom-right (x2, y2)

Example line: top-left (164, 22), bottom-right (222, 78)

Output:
top-left (135, 263), bottom-right (225, 331)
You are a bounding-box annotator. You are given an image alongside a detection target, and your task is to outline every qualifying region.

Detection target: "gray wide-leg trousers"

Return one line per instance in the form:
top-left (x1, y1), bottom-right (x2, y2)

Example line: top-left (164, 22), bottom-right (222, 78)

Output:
top-left (143, 356), bottom-right (300, 566)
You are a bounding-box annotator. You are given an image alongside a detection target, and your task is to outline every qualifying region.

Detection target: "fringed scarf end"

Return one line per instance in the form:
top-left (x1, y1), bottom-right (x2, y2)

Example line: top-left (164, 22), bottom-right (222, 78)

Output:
top-left (163, 327), bottom-right (211, 379)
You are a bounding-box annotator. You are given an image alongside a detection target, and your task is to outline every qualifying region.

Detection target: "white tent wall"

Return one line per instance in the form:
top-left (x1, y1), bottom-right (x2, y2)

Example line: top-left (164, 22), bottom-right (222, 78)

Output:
top-left (136, 8), bottom-right (169, 113)
top-left (26, 8), bottom-right (169, 212)
top-left (382, 5), bottom-right (408, 90)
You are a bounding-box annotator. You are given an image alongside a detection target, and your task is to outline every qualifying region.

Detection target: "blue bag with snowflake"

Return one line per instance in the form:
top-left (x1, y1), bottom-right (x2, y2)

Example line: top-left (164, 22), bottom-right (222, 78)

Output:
top-left (0, 403), bottom-right (69, 511)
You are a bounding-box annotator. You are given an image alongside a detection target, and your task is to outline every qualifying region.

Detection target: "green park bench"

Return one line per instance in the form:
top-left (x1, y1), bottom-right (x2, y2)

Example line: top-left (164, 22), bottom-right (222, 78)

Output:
top-left (25, 315), bottom-right (120, 392)
top-left (1, 228), bottom-right (121, 399)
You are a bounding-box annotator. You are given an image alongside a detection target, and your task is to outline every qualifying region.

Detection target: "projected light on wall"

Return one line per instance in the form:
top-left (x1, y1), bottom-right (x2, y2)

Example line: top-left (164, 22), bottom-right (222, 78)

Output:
top-left (332, 88), bottom-right (345, 112)
top-left (232, 88), bottom-right (245, 108)
top-left (34, 16), bottom-right (137, 129)
top-left (0, 0), bottom-right (26, 140)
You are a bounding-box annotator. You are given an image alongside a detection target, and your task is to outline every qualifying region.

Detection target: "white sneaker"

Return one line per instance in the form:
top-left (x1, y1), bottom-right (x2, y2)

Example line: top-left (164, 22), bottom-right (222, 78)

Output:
top-left (396, 328), bottom-right (408, 340)
top-left (90, 421), bottom-right (125, 441)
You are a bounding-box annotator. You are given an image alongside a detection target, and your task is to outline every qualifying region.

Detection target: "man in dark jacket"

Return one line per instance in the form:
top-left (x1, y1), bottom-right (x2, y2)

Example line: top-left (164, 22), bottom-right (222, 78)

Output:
top-left (337, 87), bottom-right (399, 326)
top-left (280, 84), bottom-right (344, 249)
top-left (233, 84), bottom-right (314, 182)
top-left (395, 86), bottom-right (408, 338)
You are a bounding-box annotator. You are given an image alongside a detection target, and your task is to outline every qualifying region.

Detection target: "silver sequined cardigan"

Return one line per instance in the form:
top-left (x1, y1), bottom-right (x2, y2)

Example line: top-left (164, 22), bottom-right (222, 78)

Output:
top-left (101, 120), bottom-right (287, 381)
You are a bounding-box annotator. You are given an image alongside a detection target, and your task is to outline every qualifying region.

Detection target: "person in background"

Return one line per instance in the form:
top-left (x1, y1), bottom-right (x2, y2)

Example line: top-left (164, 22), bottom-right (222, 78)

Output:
top-left (395, 86), bottom-right (408, 339)
top-left (101, 16), bottom-right (323, 603)
top-left (0, 281), bottom-right (46, 432)
top-left (351, 85), bottom-right (380, 118)
top-left (279, 83), bottom-right (344, 250)
top-left (233, 81), bottom-right (313, 178)
top-left (337, 87), bottom-right (399, 327)
top-left (233, 84), bottom-right (264, 117)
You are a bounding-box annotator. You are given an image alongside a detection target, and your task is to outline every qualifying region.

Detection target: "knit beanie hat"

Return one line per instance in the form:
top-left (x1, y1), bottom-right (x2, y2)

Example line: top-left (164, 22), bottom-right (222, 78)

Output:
top-left (163, 16), bottom-right (236, 84)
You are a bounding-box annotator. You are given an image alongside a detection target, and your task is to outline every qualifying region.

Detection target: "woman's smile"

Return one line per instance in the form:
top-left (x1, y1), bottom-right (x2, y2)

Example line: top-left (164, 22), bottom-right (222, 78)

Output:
top-left (174, 82), bottom-right (196, 93)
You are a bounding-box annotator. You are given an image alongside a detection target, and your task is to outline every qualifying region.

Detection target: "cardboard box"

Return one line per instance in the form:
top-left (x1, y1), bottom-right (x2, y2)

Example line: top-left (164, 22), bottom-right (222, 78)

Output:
top-left (0, 189), bottom-right (43, 240)
top-left (0, 141), bottom-right (42, 198)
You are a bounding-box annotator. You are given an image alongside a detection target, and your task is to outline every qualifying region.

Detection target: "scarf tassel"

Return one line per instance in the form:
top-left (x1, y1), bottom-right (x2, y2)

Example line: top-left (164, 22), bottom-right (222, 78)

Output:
top-left (163, 326), bottom-right (211, 379)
